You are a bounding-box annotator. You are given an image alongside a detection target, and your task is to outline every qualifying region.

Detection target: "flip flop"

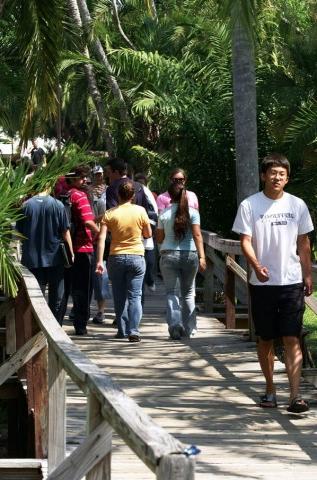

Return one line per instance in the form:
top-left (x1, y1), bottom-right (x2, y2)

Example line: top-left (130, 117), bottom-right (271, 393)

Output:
top-left (287, 397), bottom-right (309, 413)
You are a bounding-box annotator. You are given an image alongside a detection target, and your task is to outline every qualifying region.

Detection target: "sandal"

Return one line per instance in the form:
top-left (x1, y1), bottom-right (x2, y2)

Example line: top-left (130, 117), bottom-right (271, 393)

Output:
top-left (287, 397), bottom-right (309, 413)
top-left (259, 393), bottom-right (277, 408)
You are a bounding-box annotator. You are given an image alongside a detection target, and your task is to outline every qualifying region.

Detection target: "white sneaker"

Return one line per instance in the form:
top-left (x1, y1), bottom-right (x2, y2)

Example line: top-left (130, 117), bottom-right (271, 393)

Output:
top-left (190, 329), bottom-right (197, 338)
top-left (147, 283), bottom-right (156, 292)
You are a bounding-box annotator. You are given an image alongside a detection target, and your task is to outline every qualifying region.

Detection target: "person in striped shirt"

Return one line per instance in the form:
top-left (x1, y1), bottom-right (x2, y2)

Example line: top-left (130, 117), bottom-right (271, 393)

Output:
top-left (66, 165), bottom-right (100, 335)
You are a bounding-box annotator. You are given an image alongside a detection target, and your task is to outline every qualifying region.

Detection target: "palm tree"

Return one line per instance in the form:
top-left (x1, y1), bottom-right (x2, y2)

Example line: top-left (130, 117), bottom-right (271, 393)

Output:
top-left (76, 0), bottom-right (131, 127)
top-left (223, 0), bottom-right (259, 204)
top-left (67, 0), bottom-right (116, 156)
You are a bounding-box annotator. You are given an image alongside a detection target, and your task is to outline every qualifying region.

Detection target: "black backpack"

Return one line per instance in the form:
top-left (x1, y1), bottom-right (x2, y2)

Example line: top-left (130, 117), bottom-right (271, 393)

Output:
top-left (58, 191), bottom-right (76, 237)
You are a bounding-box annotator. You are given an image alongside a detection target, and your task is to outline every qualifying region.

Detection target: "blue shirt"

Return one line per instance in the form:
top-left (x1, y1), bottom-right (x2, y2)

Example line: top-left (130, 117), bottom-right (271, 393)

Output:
top-left (16, 195), bottom-right (69, 268)
top-left (158, 204), bottom-right (200, 251)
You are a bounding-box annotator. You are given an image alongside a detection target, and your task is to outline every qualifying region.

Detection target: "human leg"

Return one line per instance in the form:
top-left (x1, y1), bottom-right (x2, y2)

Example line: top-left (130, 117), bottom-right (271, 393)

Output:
top-left (179, 251), bottom-right (199, 337)
top-left (108, 256), bottom-right (129, 337)
top-left (278, 284), bottom-right (308, 410)
top-left (160, 251), bottom-right (183, 338)
top-left (144, 248), bottom-right (156, 288)
top-left (125, 256), bottom-right (145, 337)
top-left (249, 285), bottom-right (279, 405)
top-left (282, 336), bottom-right (305, 403)
top-left (72, 252), bottom-right (93, 334)
top-left (30, 267), bottom-right (48, 296)
top-left (257, 339), bottom-right (276, 401)
top-left (57, 267), bottom-right (72, 325)
top-left (47, 265), bottom-right (65, 323)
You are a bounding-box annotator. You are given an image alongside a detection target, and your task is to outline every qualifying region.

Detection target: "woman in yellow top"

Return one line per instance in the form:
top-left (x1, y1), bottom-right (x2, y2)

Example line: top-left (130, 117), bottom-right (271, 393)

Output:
top-left (96, 181), bottom-right (152, 341)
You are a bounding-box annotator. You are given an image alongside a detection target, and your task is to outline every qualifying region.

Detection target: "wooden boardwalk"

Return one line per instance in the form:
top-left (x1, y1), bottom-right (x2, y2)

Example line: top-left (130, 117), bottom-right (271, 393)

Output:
top-left (63, 283), bottom-right (317, 480)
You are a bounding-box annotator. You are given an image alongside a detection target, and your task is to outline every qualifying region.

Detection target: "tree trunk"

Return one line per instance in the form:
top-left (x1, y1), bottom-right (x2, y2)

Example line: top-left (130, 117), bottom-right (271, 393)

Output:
top-left (68, 0), bottom-right (116, 156)
top-left (0, 0), bottom-right (6, 17)
top-left (146, 0), bottom-right (157, 21)
top-left (112, 0), bottom-right (135, 49)
top-left (232, 18), bottom-right (259, 205)
top-left (76, 0), bottom-right (131, 126)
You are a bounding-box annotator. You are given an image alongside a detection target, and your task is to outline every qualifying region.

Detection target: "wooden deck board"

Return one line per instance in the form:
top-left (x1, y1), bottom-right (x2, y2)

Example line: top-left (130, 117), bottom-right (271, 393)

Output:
top-left (63, 283), bottom-right (317, 479)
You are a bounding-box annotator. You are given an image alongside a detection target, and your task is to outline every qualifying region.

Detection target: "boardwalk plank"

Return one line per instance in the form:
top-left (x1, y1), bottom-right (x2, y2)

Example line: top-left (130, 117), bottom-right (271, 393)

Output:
top-left (62, 282), bottom-right (317, 480)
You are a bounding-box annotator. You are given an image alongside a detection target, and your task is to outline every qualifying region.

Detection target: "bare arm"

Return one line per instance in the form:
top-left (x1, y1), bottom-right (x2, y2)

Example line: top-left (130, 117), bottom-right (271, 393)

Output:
top-left (192, 224), bottom-right (206, 272)
top-left (156, 228), bottom-right (165, 244)
top-left (240, 234), bottom-right (269, 282)
top-left (62, 229), bottom-right (74, 262)
top-left (297, 234), bottom-right (313, 296)
top-left (142, 223), bottom-right (152, 239)
top-left (95, 224), bottom-right (107, 274)
top-left (85, 219), bottom-right (100, 236)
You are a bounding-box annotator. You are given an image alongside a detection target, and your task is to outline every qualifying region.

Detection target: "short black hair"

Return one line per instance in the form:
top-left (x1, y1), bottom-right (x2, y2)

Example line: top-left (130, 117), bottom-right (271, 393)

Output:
top-left (261, 153), bottom-right (290, 176)
top-left (106, 158), bottom-right (127, 176)
top-left (65, 164), bottom-right (90, 184)
top-left (134, 172), bottom-right (147, 184)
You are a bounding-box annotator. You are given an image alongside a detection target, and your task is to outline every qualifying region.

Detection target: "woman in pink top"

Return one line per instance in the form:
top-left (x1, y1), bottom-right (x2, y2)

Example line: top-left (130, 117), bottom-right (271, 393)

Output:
top-left (156, 168), bottom-right (199, 213)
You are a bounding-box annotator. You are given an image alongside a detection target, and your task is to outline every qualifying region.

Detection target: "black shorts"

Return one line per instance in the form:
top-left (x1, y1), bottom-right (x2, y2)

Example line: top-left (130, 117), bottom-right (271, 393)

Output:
top-left (249, 283), bottom-right (305, 341)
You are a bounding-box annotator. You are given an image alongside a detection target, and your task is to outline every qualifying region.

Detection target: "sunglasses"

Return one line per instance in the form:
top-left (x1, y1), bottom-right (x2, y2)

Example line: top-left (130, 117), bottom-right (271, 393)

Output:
top-left (171, 177), bottom-right (185, 184)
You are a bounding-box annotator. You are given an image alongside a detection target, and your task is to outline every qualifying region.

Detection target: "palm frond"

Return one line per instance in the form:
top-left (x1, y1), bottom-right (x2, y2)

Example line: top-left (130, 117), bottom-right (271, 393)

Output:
top-left (16, 0), bottom-right (66, 140)
top-left (284, 99), bottom-right (317, 166)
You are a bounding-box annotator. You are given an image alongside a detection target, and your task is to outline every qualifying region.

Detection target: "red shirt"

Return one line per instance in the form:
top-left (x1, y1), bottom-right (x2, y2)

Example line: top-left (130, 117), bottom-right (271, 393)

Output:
top-left (69, 188), bottom-right (94, 253)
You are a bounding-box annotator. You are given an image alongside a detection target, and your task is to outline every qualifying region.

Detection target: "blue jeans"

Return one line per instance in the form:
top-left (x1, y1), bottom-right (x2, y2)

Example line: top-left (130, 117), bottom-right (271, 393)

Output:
top-left (160, 250), bottom-right (199, 336)
top-left (30, 265), bottom-right (64, 323)
top-left (108, 255), bottom-right (145, 336)
top-left (92, 250), bottom-right (111, 301)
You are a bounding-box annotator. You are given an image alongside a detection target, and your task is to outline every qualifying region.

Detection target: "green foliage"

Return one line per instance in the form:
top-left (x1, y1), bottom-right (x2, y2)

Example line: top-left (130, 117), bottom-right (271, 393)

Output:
top-left (0, 144), bottom-right (92, 298)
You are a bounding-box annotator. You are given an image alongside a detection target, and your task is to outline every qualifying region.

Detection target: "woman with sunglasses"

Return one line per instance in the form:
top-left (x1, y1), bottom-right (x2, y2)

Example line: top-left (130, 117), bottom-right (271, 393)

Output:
top-left (156, 168), bottom-right (199, 213)
top-left (156, 179), bottom-right (206, 340)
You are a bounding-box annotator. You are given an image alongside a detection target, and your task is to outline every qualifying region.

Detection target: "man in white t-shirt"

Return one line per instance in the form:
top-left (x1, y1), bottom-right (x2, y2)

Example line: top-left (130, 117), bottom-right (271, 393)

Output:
top-left (233, 153), bottom-right (313, 413)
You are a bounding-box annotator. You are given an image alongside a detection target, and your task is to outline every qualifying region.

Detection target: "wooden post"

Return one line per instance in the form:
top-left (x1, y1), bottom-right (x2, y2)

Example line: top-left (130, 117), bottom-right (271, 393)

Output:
top-left (5, 306), bottom-right (16, 355)
top-left (224, 254), bottom-right (236, 329)
top-left (156, 454), bottom-right (195, 480)
top-left (48, 347), bottom-right (66, 473)
top-left (203, 257), bottom-right (214, 313)
top-left (87, 392), bottom-right (112, 479)
top-left (15, 285), bottom-right (48, 458)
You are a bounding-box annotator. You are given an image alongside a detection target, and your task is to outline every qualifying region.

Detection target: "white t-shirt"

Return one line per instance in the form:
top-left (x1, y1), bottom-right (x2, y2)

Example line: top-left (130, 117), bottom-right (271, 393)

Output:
top-left (232, 191), bottom-right (313, 286)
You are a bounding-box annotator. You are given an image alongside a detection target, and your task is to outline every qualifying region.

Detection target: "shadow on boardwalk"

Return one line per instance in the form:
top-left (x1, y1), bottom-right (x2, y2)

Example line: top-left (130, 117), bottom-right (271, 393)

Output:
top-left (63, 282), bottom-right (317, 480)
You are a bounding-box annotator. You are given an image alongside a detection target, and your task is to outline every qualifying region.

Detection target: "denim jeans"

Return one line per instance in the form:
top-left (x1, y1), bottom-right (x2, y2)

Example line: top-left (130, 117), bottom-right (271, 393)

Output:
top-left (92, 250), bottom-right (111, 301)
top-left (160, 250), bottom-right (199, 336)
top-left (141, 248), bottom-right (156, 305)
top-left (30, 265), bottom-right (64, 322)
top-left (108, 255), bottom-right (145, 337)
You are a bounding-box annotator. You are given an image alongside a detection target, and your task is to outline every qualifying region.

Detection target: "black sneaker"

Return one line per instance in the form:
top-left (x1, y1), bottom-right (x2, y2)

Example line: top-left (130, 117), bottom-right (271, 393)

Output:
top-left (74, 328), bottom-right (87, 336)
top-left (92, 312), bottom-right (104, 324)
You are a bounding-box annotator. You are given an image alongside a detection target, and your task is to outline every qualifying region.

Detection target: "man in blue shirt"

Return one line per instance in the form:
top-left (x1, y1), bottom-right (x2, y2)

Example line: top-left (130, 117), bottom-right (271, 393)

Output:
top-left (16, 189), bottom-right (74, 324)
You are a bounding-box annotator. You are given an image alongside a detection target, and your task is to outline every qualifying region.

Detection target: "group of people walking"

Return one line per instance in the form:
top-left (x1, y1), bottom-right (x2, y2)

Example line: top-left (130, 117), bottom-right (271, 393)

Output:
top-left (17, 152), bottom-right (314, 413)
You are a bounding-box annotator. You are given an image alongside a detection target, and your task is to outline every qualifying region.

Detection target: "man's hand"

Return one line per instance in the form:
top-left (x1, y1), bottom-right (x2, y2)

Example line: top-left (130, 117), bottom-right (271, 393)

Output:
top-left (304, 275), bottom-right (313, 296)
top-left (254, 266), bottom-right (269, 283)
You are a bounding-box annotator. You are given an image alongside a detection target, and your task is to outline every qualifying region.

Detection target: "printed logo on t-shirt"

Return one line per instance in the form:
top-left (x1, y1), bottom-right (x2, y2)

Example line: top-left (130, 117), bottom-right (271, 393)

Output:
top-left (260, 212), bottom-right (295, 227)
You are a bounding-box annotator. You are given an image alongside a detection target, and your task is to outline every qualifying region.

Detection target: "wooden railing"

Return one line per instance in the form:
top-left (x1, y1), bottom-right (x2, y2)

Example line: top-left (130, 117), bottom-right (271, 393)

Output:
top-left (201, 230), bottom-right (317, 354)
top-left (0, 267), bottom-right (195, 479)
top-left (201, 230), bottom-right (250, 330)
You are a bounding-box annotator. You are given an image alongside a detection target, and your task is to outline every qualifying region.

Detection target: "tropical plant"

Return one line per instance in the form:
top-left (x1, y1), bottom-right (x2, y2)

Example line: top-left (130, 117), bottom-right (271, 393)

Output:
top-left (0, 144), bottom-right (93, 297)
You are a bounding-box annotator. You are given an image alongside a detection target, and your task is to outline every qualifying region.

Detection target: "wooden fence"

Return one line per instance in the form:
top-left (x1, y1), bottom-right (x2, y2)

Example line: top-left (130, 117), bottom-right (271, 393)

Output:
top-left (201, 230), bottom-right (317, 340)
top-left (0, 267), bottom-right (195, 479)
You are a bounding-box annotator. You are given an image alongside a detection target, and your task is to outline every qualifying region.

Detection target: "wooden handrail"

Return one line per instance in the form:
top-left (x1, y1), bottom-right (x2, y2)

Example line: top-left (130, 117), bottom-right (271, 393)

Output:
top-left (201, 230), bottom-right (317, 335)
top-left (16, 267), bottom-right (194, 478)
